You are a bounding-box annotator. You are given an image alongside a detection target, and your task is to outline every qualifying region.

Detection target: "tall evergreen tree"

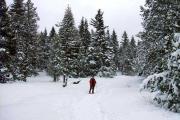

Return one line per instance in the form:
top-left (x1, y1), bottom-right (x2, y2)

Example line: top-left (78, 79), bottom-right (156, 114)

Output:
top-left (119, 31), bottom-right (133, 75)
top-left (9, 0), bottom-right (28, 81)
top-left (139, 0), bottom-right (180, 75)
top-left (141, 0), bottom-right (180, 112)
top-left (49, 26), bottom-right (56, 38)
top-left (130, 36), bottom-right (136, 59)
top-left (37, 29), bottom-right (49, 70)
top-left (47, 28), bottom-right (62, 82)
top-left (57, 6), bottom-right (80, 77)
top-left (167, 33), bottom-right (180, 112)
top-left (90, 9), bottom-right (115, 77)
top-left (0, 0), bottom-right (13, 83)
top-left (24, 0), bottom-right (39, 75)
top-left (105, 29), bottom-right (116, 76)
top-left (129, 36), bottom-right (137, 74)
top-left (111, 30), bottom-right (119, 70)
top-left (78, 17), bottom-right (91, 77)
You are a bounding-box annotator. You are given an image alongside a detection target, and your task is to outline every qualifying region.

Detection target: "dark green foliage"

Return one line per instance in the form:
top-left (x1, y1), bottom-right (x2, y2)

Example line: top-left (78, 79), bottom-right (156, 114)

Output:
top-left (58, 6), bottom-right (80, 77)
top-left (9, 0), bottom-right (28, 81)
top-left (24, 0), bottom-right (39, 76)
top-left (49, 27), bottom-right (56, 38)
top-left (119, 31), bottom-right (134, 75)
top-left (141, 0), bottom-right (180, 112)
top-left (37, 29), bottom-right (49, 70)
top-left (47, 34), bottom-right (62, 82)
top-left (78, 18), bottom-right (91, 77)
top-left (0, 0), bottom-right (13, 82)
top-left (90, 9), bottom-right (116, 77)
top-left (139, 0), bottom-right (180, 75)
top-left (111, 30), bottom-right (120, 70)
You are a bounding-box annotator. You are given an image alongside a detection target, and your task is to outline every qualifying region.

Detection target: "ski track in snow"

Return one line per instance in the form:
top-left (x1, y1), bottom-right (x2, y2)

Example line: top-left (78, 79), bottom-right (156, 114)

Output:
top-left (0, 72), bottom-right (180, 120)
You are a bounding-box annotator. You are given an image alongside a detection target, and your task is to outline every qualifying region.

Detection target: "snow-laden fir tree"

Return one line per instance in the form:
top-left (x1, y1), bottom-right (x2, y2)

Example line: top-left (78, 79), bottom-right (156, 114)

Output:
top-left (90, 9), bottom-right (115, 77)
top-left (87, 29), bottom-right (99, 76)
top-left (37, 29), bottom-right (49, 70)
top-left (141, 0), bottom-right (180, 112)
top-left (142, 33), bottom-right (180, 112)
top-left (119, 31), bottom-right (133, 75)
top-left (133, 40), bottom-right (147, 75)
top-left (47, 27), bottom-right (63, 82)
top-left (129, 36), bottom-right (137, 75)
top-left (139, 0), bottom-right (180, 75)
top-left (165, 33), bottom-right (180, 112)
top-left (9, 0), bottom-right (28, 81)
top-left (49, 26), bottom-right (56, 38)
top-left (57, 6), bottom-right (80, 77)
top-left (130, 36), bottom-right (136, 59)
top-left (0, 0), bottom-right (13, 83)
top-left (111, 30), bottom-right (120, 71)
top-left (24, 0), bottom-right (39, 76)
top-left (105, 29), bottom-right (116, 76)
top-left (78, 18), bottom-right (91, 77)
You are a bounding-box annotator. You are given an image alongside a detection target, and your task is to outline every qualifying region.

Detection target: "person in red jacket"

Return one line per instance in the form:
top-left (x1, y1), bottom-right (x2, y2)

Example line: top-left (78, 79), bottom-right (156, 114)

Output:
top-left (89, 76), bottom-right (96, 94)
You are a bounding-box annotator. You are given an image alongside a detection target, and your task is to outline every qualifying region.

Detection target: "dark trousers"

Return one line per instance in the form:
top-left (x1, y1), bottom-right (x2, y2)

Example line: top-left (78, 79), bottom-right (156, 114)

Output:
top-left (89, 86), bottom-right (95, 94)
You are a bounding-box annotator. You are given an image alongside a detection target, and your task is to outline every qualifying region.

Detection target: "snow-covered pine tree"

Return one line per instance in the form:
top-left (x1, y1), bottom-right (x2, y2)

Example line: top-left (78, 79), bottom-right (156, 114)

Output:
top-left (167, 33), bottom-right (180, 112)
top-left (141, 0), bottom-right (180, 112)
top-left (78, 18), bottom-right (91, 77)
top-left (129, 36), bottom-right (137, 75)
top-left (49, 26), bottom-right (56, 38)
top-left (87, 29), bottom-right (99, 76)
top-left (57, 6), bottom-right (80, 77)
top-left (47, 27), bottom-right (62, 82)
top-left (133, 40), bottom-right (147, 75)
top-left (91, 9), bottom-right (115, 77)
top-left (130, 36), bottom-right (136, 59)
top-left (104, 29), bottom-right (116, 76)
top-left (9, 0), bottom-right (29, 81)
top-left (139, 0), bottom-right (180, 75)
top-left (37, 29), bottom-right (49, 71)
top-left (111, 30), bottom-right (120, 71)
top-left (119, 31), bottom-right (133, 75)
top-left (142, 33), bottom-right (180, 112)
top-left (0, 0), bottom-right (13, 83)
top-left (24, 0), bottom-right (39, 76)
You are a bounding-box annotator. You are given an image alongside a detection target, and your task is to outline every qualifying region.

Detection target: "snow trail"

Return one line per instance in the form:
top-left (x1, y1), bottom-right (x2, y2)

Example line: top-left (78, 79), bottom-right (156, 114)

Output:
top-left (0, 72), bottom-right (180, 120)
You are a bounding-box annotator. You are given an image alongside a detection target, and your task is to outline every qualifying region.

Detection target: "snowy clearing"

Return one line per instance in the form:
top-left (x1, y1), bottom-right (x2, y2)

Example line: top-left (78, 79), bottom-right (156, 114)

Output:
top-left (0, 72), bottom-right (180, 120)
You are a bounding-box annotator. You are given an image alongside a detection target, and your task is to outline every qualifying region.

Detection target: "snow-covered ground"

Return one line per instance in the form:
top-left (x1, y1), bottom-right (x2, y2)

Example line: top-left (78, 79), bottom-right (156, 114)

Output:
top-left (0, 72), bottom-right (180, 120)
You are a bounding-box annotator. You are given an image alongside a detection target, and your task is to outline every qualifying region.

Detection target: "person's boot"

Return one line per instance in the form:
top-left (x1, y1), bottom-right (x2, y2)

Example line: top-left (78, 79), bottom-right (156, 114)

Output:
top-left (92, 89), bottom-right (94, 94)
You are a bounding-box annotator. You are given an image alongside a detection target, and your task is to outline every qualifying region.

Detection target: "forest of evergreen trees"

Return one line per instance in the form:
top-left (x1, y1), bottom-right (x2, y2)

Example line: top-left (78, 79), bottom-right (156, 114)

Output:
top-left (0, 0), bottom-right (138, 82)
top-left (0, 0), bottom-right (180, 112)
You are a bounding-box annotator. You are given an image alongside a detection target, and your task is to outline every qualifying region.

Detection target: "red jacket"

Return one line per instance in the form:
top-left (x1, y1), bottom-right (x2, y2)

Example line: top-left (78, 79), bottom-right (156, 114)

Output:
top-left (89, 78), bottom-right (96, 87)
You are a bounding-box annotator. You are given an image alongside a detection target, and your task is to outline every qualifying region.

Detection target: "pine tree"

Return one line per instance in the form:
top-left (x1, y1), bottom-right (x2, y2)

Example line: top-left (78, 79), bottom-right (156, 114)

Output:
top-left (140, 0), bottom-right (180, 112)
top-left (37, 29), bottom-right (49, 70)
top-left (139, 0), bottom-right (180, 75)
top-left (47, 28), bottom-right (63, 82)
top-left (0, 0), bottom-right (13, 83)
top-left (119, 31), bottom-right (133, 75)
top-left (24, 0), bottom-right (39, 75)
top-left (167, 33), bottom-right (180, 112)
top-left (78, 18), bottom-right (91, 77)
top-left (129, 36), bottom-right (137, 74)
top-left (90, 9), bottom-right (115, 77)
top-left (134, 40), bottom-right (147, 75)
top-left (130, 36), bottom-right (136, 59)
top-left (9, 0), bottom-right (28, 81)
top-left (105, 29), bottom-right (116, 76)
top-left (57, 6), bottom-right (80, 77)
top-left (111, 30), bottom-right (119, 70)
top-left (49, 26), bottom-right (56, 38)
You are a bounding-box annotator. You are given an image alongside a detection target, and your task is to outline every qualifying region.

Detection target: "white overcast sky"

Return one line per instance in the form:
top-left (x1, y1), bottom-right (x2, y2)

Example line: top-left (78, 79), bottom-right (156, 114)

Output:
top-left (6, 0), bottom-right (145, 40)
